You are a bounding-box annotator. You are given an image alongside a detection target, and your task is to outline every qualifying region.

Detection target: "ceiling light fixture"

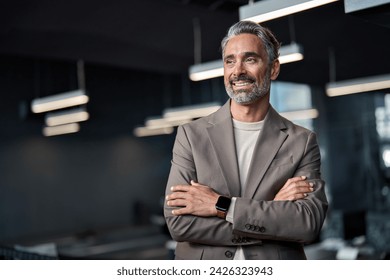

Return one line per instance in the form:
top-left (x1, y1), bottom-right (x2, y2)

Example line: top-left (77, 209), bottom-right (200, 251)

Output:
top-left (133, 102), bottom-right (221, 137)
top-left (45, 107), bottom-right (90, 127)
top-left (326, 74), bottom-right (390, 97)
top-left (280, 108), bottom-right (319, 120)
top-left (189, 60), bottom-right (224, 82)
top-left (278, 43), bottom-right (304, 64)
top-left (42, 123), bottom-right (80, 137)
top-left (163, 102), bottom-right (221, 120)
top-left (145, 116), bottom-right (192, 129)
top-left (133, 126), bottom-right (174, 137)
top-left (239, 0), bottom-right (339, 23)
top-left (189, 43), bottom-right (303, 81)
top-left (31, 89), bottom-right (89, 113)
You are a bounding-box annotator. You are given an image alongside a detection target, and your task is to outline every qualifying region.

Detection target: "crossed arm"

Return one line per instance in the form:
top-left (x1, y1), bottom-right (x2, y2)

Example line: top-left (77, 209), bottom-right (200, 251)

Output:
top-left (166, 176), bottom-right (314, 217)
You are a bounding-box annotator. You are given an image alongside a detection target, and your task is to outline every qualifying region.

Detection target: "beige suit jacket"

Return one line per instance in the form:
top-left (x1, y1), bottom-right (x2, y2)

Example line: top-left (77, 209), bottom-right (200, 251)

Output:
top-left (164, 100), bottom-right (328, 260)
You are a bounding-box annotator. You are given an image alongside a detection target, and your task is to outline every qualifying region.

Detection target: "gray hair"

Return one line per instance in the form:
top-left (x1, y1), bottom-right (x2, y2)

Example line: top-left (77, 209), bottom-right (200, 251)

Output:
top-left (221, 21), bottom-right (280, 65)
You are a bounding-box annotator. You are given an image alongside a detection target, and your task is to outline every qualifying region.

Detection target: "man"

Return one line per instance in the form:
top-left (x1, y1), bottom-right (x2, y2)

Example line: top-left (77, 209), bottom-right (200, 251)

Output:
top-left (164, 21), bottom-right (328, 260)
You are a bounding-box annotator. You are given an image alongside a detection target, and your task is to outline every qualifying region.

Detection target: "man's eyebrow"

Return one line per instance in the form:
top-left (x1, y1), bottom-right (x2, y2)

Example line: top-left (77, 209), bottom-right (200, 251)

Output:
top-left (224, 54), bottom-right (235, 61)
top-left (224, 52), bottom-right (261, 60)
top-left (243, 51), bottom-right (261, 57)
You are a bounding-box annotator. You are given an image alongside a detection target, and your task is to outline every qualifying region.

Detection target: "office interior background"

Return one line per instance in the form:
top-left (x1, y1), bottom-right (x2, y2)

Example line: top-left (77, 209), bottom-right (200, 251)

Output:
top-left (1, 0), bottom-right (390, 260)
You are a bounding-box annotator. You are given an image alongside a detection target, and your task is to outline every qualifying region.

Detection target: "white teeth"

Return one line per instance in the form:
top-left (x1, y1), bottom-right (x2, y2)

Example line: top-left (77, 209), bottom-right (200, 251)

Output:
top-left (234, 82), bottom-right (251, 86)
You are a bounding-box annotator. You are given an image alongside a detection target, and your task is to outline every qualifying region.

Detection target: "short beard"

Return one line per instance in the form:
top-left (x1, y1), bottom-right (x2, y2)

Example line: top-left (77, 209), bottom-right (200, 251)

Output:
top-left (225, 70), bottom-right (271, 105)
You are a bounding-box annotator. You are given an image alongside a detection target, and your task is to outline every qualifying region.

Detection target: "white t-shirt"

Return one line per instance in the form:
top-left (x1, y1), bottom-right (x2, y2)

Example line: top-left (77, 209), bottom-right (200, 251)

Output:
top-left (226, 118), bottom-right (264, 260)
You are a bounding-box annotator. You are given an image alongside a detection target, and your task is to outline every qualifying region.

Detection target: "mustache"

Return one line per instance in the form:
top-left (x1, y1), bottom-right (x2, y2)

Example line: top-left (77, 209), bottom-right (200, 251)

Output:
top-left (230, 74), bottom-right (256, 84)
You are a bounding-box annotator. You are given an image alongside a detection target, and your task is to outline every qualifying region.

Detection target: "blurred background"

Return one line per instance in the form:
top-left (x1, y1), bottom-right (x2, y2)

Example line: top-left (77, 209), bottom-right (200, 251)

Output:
top-left (1, 0), bottom-right (390, 260)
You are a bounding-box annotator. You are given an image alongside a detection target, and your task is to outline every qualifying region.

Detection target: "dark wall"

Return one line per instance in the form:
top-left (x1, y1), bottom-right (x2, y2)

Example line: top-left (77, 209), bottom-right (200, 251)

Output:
top-left (1, 54), bottom-right (388, 247)
top-left (324, 93), bottom-right (380, 211)
top-left (315, 87), bottom-right (387, 242)
top-left (0, 136), bottom-right (171, 241)
top-left (0, 55), bottom-right (227, 243)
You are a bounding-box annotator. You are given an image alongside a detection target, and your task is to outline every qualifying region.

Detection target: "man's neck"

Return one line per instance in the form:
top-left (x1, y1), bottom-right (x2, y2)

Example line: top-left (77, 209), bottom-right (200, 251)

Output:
top-left (230, 98), bottom-right (269, 122)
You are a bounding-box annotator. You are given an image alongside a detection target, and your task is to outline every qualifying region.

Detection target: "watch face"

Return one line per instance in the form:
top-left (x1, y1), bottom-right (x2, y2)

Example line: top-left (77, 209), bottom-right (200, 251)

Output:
top-left (216, 196), bottom-right (231, 211)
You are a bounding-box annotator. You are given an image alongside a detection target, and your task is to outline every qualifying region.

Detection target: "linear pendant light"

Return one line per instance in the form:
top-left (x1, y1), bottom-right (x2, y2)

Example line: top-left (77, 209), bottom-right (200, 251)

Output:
top-left (163, 102), bottom-right (221, 120)
top-left (189, 43), bottom-right (303, 81)
top-left (189, 60), bottom-right (224, 82)
top-left (133, 102), bottom-right (221, 137)
top-left (42, 123), bottom-right (80, 137)
top-left (133, 126), bottom-right (174, 137)
top-left (144, 116), bottom-right (192, 129)
top-left (31, 89), bottom-right (89, 113)
top-left (278, 43), bottom-right (304, 64)
top-left (280, 108), bottom-right (319, 120)
top-left (239, 0), bottom-right (339, 23)
top-left (45, 107), bottom-right (90, 126)
top-left (326, 74), bottom-right (390, 97)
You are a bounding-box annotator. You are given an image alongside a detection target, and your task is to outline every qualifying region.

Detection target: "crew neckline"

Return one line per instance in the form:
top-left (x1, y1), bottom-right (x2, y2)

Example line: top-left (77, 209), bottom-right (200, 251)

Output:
top-left (232, 118), bottom-right (264, 131)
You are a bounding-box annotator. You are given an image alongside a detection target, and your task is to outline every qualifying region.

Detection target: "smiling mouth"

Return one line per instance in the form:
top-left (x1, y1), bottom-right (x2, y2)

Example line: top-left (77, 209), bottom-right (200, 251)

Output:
top-left (232, 81), bottom-right (253, 87)
top-left (230, 75), bottom-right (255, 87)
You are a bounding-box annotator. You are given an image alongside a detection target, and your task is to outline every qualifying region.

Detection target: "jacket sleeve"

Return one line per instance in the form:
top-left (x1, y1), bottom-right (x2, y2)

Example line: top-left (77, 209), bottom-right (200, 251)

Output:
top-left (164, 125), bottom-right (260, 246)
top-left (232, 132), bottom-right (328, 244)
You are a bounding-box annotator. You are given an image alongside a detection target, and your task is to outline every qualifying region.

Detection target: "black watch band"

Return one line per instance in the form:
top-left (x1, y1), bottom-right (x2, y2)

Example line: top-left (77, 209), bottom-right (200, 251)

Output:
top-left (215, 196), bottom-right (231, 219)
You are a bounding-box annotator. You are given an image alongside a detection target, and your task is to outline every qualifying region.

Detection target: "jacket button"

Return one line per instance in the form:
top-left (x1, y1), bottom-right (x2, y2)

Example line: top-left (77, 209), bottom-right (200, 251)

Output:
top-left (232, 238), bottom-right (237, 243)
top-left (254, 226), bottom-right (260, 231)
top-left (225, 251), bottom-right (233, 258)
top-left (245, 224), bottom-right (251, 230)
top-left (259, 226), bottom-right (266, 233)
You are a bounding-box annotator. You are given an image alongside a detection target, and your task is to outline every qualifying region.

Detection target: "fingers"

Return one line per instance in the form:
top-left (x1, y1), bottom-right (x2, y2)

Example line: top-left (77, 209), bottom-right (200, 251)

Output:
top-left (166, 198), bottom-right (187, 207)
top-left (190, 180), bottom-right (202, 187)
top-left (172, 207), bottom-right (190, 216)
top-left (166, 189), bottom-right (191, 216)
top-left (170, 184), bottom-right (191, 192)
top-left (281, 176), bottom-right (306, 189)
top-left (281, 176), bottom-right (312, 191)
top-left (166, 180), bottom-right (202, 203)
top-left (274, 176), bottom-right (315, 201)
top-left (167, 191), bottom-right (185, 201)
top-left (166, 180), bottom-right (219, 217)
top-left (169, 180), bottom-right (206, 192)
top-left (276, 190), bottom-right (310, 201)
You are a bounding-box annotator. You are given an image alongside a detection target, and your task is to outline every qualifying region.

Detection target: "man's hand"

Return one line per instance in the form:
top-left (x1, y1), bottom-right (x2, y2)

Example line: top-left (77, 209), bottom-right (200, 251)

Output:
top-left (274, 176), bottom-right (314, 201)
top-left (166, 180), bottom-right (220, 216)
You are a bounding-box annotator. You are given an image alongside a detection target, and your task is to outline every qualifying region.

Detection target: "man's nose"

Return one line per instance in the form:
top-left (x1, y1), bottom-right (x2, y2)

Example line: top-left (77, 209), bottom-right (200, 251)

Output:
top-left (233, 61), bottom-right (246, 76)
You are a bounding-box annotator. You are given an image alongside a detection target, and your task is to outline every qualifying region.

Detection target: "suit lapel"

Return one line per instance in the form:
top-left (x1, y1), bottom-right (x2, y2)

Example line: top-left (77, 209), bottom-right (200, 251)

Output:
top-left (243, 106), bottom-right (288, 199)
top-left (206, 101), bottom-right (241, 197)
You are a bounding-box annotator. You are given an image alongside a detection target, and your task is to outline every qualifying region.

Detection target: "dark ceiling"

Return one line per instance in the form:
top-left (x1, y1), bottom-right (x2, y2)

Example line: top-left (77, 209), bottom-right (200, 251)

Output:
top-left (1, 0), bottom-right (390, 87)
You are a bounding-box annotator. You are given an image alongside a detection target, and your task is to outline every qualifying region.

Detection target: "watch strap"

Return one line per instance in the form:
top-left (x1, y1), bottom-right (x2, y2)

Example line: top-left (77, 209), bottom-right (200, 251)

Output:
top-left (216, 209), bottom-right (227, 219)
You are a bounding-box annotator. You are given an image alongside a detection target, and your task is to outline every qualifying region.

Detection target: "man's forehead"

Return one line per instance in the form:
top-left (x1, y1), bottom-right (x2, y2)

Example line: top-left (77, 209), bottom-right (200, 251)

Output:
top-left (224, 34), bottom-right (264, 56)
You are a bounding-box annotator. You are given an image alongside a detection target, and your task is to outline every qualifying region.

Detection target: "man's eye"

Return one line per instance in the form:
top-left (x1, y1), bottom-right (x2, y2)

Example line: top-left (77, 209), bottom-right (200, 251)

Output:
top-left (246, 58), bottom-right (256, 63)
top-left (225, 60), bottom-right (235, 66)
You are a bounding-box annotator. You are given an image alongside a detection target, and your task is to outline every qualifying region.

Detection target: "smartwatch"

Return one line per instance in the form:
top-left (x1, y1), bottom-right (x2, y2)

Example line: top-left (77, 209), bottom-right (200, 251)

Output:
top-left (215, 196), bottom-right (231, 219)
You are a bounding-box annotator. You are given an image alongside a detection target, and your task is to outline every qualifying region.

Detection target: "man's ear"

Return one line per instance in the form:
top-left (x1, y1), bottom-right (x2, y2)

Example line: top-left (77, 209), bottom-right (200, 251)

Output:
top-left (270, 59), bottom-right (280, 80)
